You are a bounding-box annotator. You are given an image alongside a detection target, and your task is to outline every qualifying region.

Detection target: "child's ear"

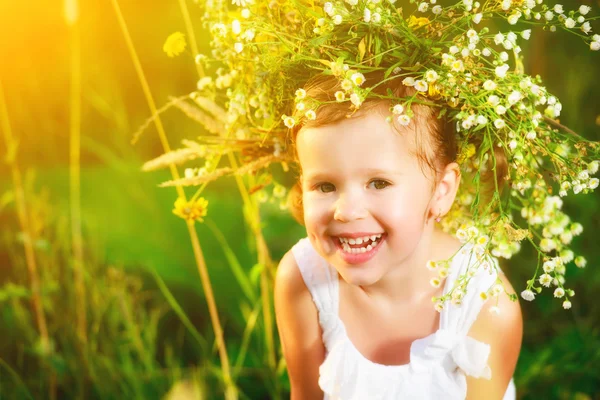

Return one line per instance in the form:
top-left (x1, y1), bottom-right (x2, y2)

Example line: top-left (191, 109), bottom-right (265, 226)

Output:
top-left (432, 162), bottom-right (461, 219)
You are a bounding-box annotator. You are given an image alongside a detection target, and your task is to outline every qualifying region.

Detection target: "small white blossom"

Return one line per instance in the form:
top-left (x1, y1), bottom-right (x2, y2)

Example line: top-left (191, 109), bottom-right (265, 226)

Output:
top-left (418, 2), bottom-right (429, 12)
top-left (494, 119), bottom-right (506, 129)
top-left (565, 18), bottom-right (576, 29)
top-left (373, 13), bottom-right (381, 23)
top-left (581, 22), bottom-right (592, 34)
top-left (414, 80), bottom-right (428, 92)
top-left (402, 77), bottom-right (416, 86)
top-left (473, 13), bottom-right (483, 24)
top-left (476, 115), bottom-right (488, 125)
top-left (589, 178), bottom-right (599, 189)
top-left (539, 273), bottom-right (553, 287)
top-left (496, 105), bottom-right (507, 115)
top-left (323, 2), bottom-right (334, 16)
top-left (521, 29), bottom-right (531, 40)
top-left (488, 95), bottom-right (500, 106)
top-left (397, 114), bottom-right (411, 126)
top-left (563, 300), bottom-right (572, 309)
top-left (351, 72), bottom-right (366, 86)
top-left (508, 12), bottom-right (521, 25)
top-left (432, 5), bottom-right (443, 14)
top-left (575, 256), bottom-right (587, 268)
top-left (554, 288), bottom-right (565, 298)
top-left (579, 5), bottom-right (591, 15)
top-left (425, 70), bottom-right (439, 82)
top-left (499, 52), bottom-right (509, 62)
top-left (482, 48), bottom-right (491, 57)
top-left (350, 92), bottom-right (362, 107)
top-left (501, 0), bottom-right (511, 10)
top-left (392, 104), bottom-right (404, 114)
top-left (545, 11), bottom-right (554, 21)
top-left (495, 64), bottom-right (510, 78)
top-left (363, 8), bottom-right (371, 22)
top-left (234, 42), bottom-right (244, 53)
top-left (521, 289), bottom-right (535, 301)
top-left (494, 33), bottom-right (505, 45)
top-left (305, 110), bottom-right (316, 120)
top-left (554, 4), bottom-right (564, 14)
top-left (335, 91), bottom-right (345, 102)
top-left (526, 131), bottom-right (537, 140)
top-left (589, 161), bottom-right (599, 173)
top-left (591, 41), bottom-right (600, 51)
top-left (333, 14), bottom-right (343, 25)
top-left (509, 139), bottom-right (518, 150)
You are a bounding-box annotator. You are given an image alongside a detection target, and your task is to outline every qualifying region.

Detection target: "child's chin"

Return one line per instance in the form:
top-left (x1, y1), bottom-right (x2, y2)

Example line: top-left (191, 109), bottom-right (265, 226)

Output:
top-left (338, 267), bottom-right (383, 288)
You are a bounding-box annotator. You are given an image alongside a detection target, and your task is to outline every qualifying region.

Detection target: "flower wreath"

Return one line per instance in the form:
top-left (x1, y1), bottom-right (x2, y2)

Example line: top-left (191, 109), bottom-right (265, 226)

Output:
top-left (149, 0), bottom-right (600, 311)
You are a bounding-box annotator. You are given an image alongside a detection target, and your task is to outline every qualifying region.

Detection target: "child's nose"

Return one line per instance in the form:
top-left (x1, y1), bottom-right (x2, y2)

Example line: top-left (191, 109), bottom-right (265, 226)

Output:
top-left (333, 193), bottom-right (368, 222)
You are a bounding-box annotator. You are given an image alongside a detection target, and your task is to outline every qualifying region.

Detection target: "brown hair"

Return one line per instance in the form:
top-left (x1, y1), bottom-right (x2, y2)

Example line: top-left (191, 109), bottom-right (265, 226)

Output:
top-left (285, 72), bottom-right (506, 225)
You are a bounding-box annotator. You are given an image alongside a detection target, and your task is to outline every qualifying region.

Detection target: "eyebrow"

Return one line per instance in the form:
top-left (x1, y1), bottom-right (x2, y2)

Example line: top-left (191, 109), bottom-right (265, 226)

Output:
top-left (304, 168), bottom-right (402, 181)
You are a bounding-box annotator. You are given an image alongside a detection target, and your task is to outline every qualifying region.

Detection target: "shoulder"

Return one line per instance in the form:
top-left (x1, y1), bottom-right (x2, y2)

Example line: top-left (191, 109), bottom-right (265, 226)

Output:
top-left (274, 249), bottom-right (325, 398)
top-left (466, 272), bottom-right (523, 400)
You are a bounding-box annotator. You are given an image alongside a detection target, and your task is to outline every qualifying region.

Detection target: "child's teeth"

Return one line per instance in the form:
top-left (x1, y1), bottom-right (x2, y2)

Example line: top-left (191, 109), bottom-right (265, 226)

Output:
top-left (349, 238), bottom-right (356, 245)
top-left (356, 238), bottom-right (363, 245)
top-left (366, 244), bottom-right (373, 251)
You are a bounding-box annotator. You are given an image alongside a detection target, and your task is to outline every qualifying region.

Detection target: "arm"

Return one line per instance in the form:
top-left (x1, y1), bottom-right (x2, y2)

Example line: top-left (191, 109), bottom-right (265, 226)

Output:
top-left (466, 273), bottom-right (523, 400)
top-left (274, 250), bottom-right (326, 400)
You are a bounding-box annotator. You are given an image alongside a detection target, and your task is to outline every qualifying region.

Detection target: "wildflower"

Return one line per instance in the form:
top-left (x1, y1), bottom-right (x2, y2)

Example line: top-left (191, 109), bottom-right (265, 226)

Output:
top-left (397, 115), bottom-right (411, 126)
top-left (196, 76), bottom-right (213, 91)
top-left (538, 273), bottom-right (552, 287)
top-left (432, 5), bottom-right (442, 15)
top-left (173, 197), bottom-right (209, 223)
top-left (589, 178), bottom-right (599, 189)
top-left (351, 72), bottom-right (366, 86)
top-left (495, 64), bottom-right (510, 78)
top-left (576, 5), bottom-right (591, 15)
top-left (473, 13), bottom-right (482, 24)
top-left (491, 284), bottom-right (503, 296)
top-left (591, 41), bottom-right (600, 51)
top-left (163, 32), bottom-right (187, 57)
top-left (282, 115), bottom-right (295, 128)
top-left (526, 131), bottom-right (536, 140)
top-left (522, 30), bottom-right (531, 40)
top-left (544, 11), bottom-right (554, 21)
top-left (574, 256), bottom-right (587, 268)
top-left (232, 19), bottom-right (242, 35)
top-left (414, 80), bottom-right (428, 92)
top-left (501, 0), bottom-right (511, 10)
top-left (241, 8), bottom-right (251, 18)
top-left (562, 300), bottom-right (571, 309)
top-left (554, 4), bottom-right (564, 14)
top-left (402, 77), bottom-right (416, 86)
top-left (305, 110), bottom-right (316, 120)
top-left (496, 105), bottom-right (507, 115)
top-left (521, 289), bottom-right (535, 301)
top-left (418, 2), bottom-right (429, 12)
top-left (434, 302), bottom-right (444, 312)
top-left (582, 22), bottom-right (591, 34)
top-left (234, 42), bottom-right (244, 53)
top-left (333, 15), bottom-right (343, 25)
top-left (373, 13), bottom-right (381, 23)
top-left (564, 18), bottom-right (576, 29)
top-left (482, 48), bottom-right (491, 57)
top-left (426, 260), bottom-right (438, 271)
top-left (488, 95), bottom-right (500, 106)
top-left (543, 260), bottom-right (556, 273)
top-left (483, 80), bottom-right (497, 91)
top-left (295, 88), bottom-right (307, 99)
top-left (425, 70), bottom-right (439, 82)
top-left (323, 2), bottom-right (334, 16)
top-left (540, 238), bottom-right (557, 252)
top-left (430, 277), bottom-right (441, 288)
top-left (571, 223), bottom-right (583, 235)
top-left (451, 60), bottom-right (465, 72)
top-left (364, 8), bottom-right (371, 22)
top-left (335, 91), bottom-right (346, 102)
top-left (392, 104), bottom-right (405, 114)
top-left (350, 93), bottom-right (362, 107)
top-left (508, 12), bottom-right (521, 25)
top-left (494, 33), bottom-right (504, 45)
top-left (296, 102), bottom-right (305, 111)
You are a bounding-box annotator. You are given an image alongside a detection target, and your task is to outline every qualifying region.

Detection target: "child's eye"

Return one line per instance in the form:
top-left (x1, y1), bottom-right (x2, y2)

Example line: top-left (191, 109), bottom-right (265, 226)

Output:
top-left (368, 179), bottom-right (391, 190)
top-left (316, 183), bottom-right (336, 193)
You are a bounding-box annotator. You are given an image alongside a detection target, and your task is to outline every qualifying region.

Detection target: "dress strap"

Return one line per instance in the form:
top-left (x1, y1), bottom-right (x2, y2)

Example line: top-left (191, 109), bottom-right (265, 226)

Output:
top-left (439, 247), bottom-right (502, 336)
top-left (291, 237), bottom-right (341, 347)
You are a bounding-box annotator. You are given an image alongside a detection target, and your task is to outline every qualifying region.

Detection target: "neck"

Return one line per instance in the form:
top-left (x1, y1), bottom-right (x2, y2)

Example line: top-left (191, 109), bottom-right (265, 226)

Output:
top-left (357, 227), bottom-right (457, 307)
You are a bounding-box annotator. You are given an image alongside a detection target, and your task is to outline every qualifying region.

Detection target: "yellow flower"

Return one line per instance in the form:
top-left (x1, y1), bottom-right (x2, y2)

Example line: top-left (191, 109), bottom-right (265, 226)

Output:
top-left (173, 197), bottom-right (209, 223)
top-left (428, 83), bottom-right (441, 99)
top-left (408, 16), bottom-right (430, 28)
top-left (163, 32), bottom-right (187, 57)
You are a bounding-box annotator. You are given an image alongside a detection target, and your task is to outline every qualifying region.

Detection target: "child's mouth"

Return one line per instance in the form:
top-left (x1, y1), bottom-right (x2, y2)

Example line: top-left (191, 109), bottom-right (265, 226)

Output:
top-left (332, 233), bottom-right (386, 264)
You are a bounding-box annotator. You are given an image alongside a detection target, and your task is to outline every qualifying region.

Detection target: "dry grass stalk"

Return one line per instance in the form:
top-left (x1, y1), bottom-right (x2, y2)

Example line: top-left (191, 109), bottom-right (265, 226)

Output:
top-left (234, 155), bottom-right (289, 176)
top-left (159, 167), bottom-right (233, 187)
top-left (131, 95), bottom-right (188, 145)
top-left (191, 95), bottom-right (227, 123)
top-left (142, 148), bottom-right (207, 172)
top-left (170, 96), bottom-right (224, 135)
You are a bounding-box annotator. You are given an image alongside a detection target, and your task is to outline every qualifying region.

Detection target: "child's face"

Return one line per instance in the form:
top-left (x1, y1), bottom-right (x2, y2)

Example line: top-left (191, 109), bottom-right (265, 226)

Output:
top-left (297, 109), bottom-right (439, 286)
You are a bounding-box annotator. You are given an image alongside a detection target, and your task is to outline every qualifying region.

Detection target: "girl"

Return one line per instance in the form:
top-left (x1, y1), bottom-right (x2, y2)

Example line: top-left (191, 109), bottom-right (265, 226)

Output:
top-left (274, 76), bottom-right (522, 400)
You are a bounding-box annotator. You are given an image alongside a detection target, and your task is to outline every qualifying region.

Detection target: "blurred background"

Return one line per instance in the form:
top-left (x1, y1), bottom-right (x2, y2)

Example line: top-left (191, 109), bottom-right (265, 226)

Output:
top-left (0, 0), bottom-right (599, 398)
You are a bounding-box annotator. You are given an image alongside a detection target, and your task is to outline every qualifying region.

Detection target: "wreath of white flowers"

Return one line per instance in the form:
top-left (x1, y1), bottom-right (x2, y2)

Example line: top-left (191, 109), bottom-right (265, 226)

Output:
top-left (152, 0), bottom-right (600, 311)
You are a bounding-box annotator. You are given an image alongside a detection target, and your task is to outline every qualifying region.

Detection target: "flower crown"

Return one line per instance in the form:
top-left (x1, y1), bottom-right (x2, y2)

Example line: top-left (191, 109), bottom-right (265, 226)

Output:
top-left (149, 0), bottom-right (600, 310)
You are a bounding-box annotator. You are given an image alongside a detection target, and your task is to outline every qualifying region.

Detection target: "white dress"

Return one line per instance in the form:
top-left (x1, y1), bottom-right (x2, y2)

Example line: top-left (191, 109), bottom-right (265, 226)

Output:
top-left (291, 237), bottom-right (517, 400)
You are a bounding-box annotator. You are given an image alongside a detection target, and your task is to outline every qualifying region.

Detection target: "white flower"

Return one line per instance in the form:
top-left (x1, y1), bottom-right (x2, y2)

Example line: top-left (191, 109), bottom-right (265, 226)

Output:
top-left (501, 0), bottom-right (512, 10)
top-left (589, 178), bottom-right (599, 189)
top-left (341, 79), bottom-right (353, 91)
top-left (283, 115), bottom-right (295, 128)
top-left (324, 2), bottom-right (334, 16)
top-left (526, 131), bottom-right (537, 140)
top-left (554, 4), bottom-right (564, 14)
top-left (508, 12), bottom-right (521, 25)
top-left (495, 64), bottom-right (510, 78)
top-left (305, 110), bottom-right (316, 120)
top-left (521, 289), bottom-right (535, 301)
top-left (476, 115), bottom-right (488, 125)
top-left (392, 104), bottom-right (404, 114)
top-left (449, 45), bottom-right (459, 54)
top-left (496, 105), bottom-right (507, 115)
top-left (432, 5), bottom-right (443, 14)
top-left (461, 48), bottom-right (470, 57)
top-left (234, 42), bottom-right (244, 53)
top-left (521, 29), bottom-right (531, 40)
top-left (346, 0), bottom-right (359, 4)
top-left (591, 41), bottom-right (600, 51)
top-left (539, 273), bottom-right (553, 287)
top-left (554, 288), bottom-right (565, 298)
top-left (578, 170), bottom-right (589, 181)
top-left (540, 238), bottom-right (557, 252)
top-left (335, 91), bottom-right (345, 102)
top-left (397, 114), bottom-right (411, 126)
top-left (509, 139), bottom-right (518, 150)
top-left (430, 277), bottom-right (441, 288)
top-left (426, 260), bottom-right (438, 271)
top-left (575, 256), bottom-right (587, 268)
top-left (351, 72), bottom-right (366, 86)
top-left (562, 300), bottom-right (572, 309)
top-left (363, 8), bottom-right (371, 22)
top-left (296, 102), bottom-right (305, 111)
top-left (545, 11), bottom-right (554, 21)
top-left (482, 48), bottom-right (491, 57)
top-left (196, 76), bottom-right (213, 90)
top-left (494, 33), bottom-right (505, 45)
top-left (581, 22), bottom-right (591, 34)
top-left (565, 18), bottom-right (576, 29)
top-left (414, 80), bottom-right (428, 92)
top-left (373, 13), bottom-right (381, 23)
top-left (232, 19), bottom-right (242, 35)
top-left (571, 223), bottom-right (583, 235)
top-left (333, 14), bottom-right (343, 25)
top-left (295, 88), bottom-right (307, 99)
top-left (435, 302), bottom-right (444, 312)
top-left (488, 95), bottom-right (500, 106)
top-left (543, 260), bottom-right (556, 273)
top-left (494, 119), bottom-right (506, 129)
top-left (350, 93), bottom-right (362, 107)
top-left (573, 183), bottom-right (583, 194)
top-left (241, 8), bottom-right (251, 18)
top-left (508, 91), bottom-right (523, 105)
top-left (456, 228), bottom-right (468, 242)
top-left (579, 5), bottom-right (591, 15)
top-left (589, 161), bottom-right (599, 173)
top-left (425, 70), bottom-right (439, 82)
top-left (499, 52), bottom-right (509, 62)
top-left (402, 77), bottom-right (416, 86)
top-left (418, 2), bottom-right (429, 12)
top-left (473, 13), bottom-right (483, 24)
